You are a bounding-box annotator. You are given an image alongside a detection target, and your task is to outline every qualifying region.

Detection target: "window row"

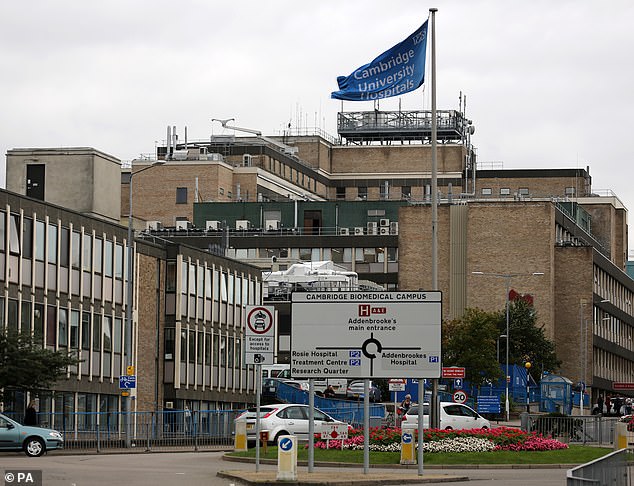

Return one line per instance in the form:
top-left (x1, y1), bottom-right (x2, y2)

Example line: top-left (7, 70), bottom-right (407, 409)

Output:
top-left (224, 247), bottom-right (398, 263)
top-left (164, 327), bottom-right (244, 369)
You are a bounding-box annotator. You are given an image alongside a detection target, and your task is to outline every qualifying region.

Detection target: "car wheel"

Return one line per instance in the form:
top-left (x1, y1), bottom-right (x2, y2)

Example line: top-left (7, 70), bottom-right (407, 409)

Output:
top-left (274, 431), bottom-right (290, 444)
top-left (24, 437), bottom-right (45, 457)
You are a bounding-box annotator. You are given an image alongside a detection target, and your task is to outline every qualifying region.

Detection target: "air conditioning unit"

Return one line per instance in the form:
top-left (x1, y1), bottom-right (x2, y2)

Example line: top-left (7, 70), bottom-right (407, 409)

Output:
top-left (390, 222), bottom-right (399, 235)
top-left (379, 226), bottom-right (390, 235)
top-left (265, 220), bottom-right (280, 231)
top-left (236, 220), bottom-right (251, 230)
top-left (165, 401), bottom-right (174, 409)
top-left (339, 228), bottom-right (350, 235)
top-left (243, 154), bottom-right (253, 166)
top-left (146, 221), bottom-right (162, 231)
top-left (367, 222), bottom-right (378, 235)
top-left (380, 218), bottom-right (390, 227)
top-left (354, 227), bottom-right (365, 236)
top-left (175, 220), bottom-right (190, 231)
top-left (205, 220), bottom-right (220, 231)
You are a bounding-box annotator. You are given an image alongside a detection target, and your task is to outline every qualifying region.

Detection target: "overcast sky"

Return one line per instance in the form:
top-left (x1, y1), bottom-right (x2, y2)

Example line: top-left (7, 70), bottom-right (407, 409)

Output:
top-left (2, 1), bottom-right (634, 250)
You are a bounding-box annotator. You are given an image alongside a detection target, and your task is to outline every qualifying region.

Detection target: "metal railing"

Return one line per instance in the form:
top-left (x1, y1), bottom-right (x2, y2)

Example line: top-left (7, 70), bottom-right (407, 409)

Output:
top-left (19, 410), bottom-right (241, 452)
top-left (526, 414), bottom-right (620, 446)
top-left (567, 448), bottom-right (633, 486)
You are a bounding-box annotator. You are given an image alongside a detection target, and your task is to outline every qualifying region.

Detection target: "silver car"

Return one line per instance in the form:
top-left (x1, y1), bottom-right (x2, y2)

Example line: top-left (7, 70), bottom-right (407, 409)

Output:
top-left (0, 413), bottom-right (64, 457)
top-left (235, 403), bottom-right (347, 444)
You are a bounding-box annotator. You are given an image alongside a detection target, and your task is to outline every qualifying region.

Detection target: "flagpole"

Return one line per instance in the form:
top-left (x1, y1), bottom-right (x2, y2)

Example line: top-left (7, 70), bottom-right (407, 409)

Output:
top-left (419, 7), bottom-right (438, 478)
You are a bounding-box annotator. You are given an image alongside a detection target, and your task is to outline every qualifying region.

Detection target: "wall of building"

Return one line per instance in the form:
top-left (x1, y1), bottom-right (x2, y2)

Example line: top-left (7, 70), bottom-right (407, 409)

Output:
top-left (6, 147), bottom-right (121, 223)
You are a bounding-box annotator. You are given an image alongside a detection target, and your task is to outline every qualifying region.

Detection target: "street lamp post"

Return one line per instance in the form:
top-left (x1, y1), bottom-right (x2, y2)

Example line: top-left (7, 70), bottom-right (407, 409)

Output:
top-left (524, 361), bottom-right (532, 413)
top-left (124, 160), bottom-right (164, 447)
top-left (472, 271), bottom-right (544, 422)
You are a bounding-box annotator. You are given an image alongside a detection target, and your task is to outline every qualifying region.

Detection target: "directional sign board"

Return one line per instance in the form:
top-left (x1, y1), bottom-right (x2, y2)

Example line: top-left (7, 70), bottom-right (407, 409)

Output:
top-left (291, 291), bottom-right (441, 379)
top-left (119, 375), bottom-right (136, 389)
top-left (245, 305), bottom-right (275, 365)
top-left (477, 395), bottom-right (501, 414)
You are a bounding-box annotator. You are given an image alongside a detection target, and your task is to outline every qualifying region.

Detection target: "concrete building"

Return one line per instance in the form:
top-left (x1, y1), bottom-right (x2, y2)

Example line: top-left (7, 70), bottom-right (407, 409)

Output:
top-left (0, 187), bottom-right (259, 424)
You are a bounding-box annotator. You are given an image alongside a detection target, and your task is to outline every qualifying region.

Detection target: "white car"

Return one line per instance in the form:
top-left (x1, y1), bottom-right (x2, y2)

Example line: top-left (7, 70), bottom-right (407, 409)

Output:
top-left (235, 403), bottom-right (347, 444)
top-left (402, 402), bottom-right (490, 430)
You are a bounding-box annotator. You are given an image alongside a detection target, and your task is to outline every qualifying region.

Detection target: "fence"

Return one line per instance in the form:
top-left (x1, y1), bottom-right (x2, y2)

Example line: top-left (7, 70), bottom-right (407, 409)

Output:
top-left (11, 410), bottom-right (241, 452)
top-left (526, 414), bottom-right (620, 446)
top-left (567, 448), bottom-right (634, 485)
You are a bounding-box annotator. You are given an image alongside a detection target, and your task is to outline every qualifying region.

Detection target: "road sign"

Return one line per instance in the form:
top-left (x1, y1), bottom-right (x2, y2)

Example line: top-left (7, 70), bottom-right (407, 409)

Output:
top-left (477, 395), bottom-right (501, 414)
top-left (452, 390), bottom-right (468, 404)
top-left (613, 382), bottom-right (634, 390)
top-left (389, 379), bottom-right (407, 391)
top-left (454, 378), bottom-right (463, 389)
top-left (442, 367), bottom-right (465, 378)
top-left (291, 291), bottom-right (441, 379)
top-left (320, 423), bottom-right (349, 440)
top-left (245, 306), bottom-right (275, 365)
top-left (119, 375), bottom-right (136, 389)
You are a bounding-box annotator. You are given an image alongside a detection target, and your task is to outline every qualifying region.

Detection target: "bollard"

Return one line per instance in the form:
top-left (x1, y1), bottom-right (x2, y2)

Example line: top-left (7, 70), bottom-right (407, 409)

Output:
top-left (260, 430), bottom-right (269, 455)
top-left (400, 422), bottom-right (417, 465)
top-left (234, 418), bottom-right (248, 451)
top-left (277, 435), bottom-right (298, 481)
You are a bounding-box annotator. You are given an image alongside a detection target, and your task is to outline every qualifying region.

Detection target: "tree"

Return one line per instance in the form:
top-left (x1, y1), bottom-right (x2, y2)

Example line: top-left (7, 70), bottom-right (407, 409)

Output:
top-left (442, 308), bottom-right (504, 387)
top-left (0, 332), bottom-right (79, 403)
top-left (501, 298), bottom-right (561, 380)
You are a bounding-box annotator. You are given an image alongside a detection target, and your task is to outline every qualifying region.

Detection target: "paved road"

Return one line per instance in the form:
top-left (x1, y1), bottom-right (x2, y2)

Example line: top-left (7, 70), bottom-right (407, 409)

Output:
top-left (0, 451), bottom-right (570, 486)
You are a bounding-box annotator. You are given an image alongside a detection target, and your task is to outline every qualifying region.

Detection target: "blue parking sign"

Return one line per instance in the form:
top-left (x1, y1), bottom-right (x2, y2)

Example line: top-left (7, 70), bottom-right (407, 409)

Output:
top-left (119, 375), bottom-right (136, 389)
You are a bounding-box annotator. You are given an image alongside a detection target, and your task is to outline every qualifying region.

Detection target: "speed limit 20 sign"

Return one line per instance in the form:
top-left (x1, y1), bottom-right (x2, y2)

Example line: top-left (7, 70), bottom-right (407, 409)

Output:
top-left (452, 390), bottom-right (468, 404)
top-left (245, 306), bottom-right (275, 365)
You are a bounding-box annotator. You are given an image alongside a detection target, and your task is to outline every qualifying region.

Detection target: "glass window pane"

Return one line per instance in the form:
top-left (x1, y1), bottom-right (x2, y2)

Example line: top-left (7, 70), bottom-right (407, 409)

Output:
top-left (104, 240), bottom-right (113, 277)
top-left (47, 223), bottom-right (58, 264)
top-left (0, 211), bottom-right (5, 252)
top-left (93, 314), bottom-right (101, 351)
top-left (115, 243), bottom-right (124, 279)
top-left (81, 312), bottom-right (91, 350)
top-left (60, 227), bottom-right (69, 267)
top-left (58, 309), bottom-right (68, 347)
top-left (94, 238), bottom-right (103, 274)
top-left (70, 310), bottom-right (80, 349)
top-left (72, 231), bottom-right (81, 269)
top-left (22, 218), bottom-right (33, 259)
top-left (9, 214), bottom-right (20, 254)
top-left (114, 317), bottom-right (122, 353)
top-left (82, 234), bottom-right (92, 271)
top-left (103, 316), bottom-right (112, 352)
top-left (35, 220), bottom-right (45, 261)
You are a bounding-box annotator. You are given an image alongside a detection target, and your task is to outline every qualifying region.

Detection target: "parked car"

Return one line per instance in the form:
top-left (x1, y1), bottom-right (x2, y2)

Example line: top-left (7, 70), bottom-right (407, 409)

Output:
top-left (235, 403), bottom-right (348, 444)
top-left (346, 380), bottom-right (381, 402)
top-left (402, 402), bottom-right (490, 430)
top-left (0, 413), bottom-right (64, 457)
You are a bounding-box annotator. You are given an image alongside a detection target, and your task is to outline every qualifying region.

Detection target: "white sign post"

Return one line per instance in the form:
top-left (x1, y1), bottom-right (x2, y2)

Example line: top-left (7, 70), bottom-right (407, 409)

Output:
top-left (291, 292), bottom-right (441, 379)
top-left (245, 305), bottom-right (275, 365)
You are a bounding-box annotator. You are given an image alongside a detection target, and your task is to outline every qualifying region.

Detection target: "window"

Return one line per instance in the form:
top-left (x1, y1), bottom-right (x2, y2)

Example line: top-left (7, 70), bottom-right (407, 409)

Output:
top-left (22, 218), bottom-right (33, 259)
top-left (500, 188), bottom-right (511, 196)
top-left (47, 223), bottom-right (58, 264)
top-left (401, 186), bottom-right (411, 199)
top-left (94, 238), bottom-right (103, 274)
top-left (35, 220), bottom-right (45, 261)
top-left (81, 312), bottom-right (91, 350)
top-left (481, 188), bottom-right (492, 196)
top-left (336, 187), bottom-right (346, 200)
top-left (103, 316), bottom-right (112, 352)
top-left (114, 318), bottom-right (122, 353)
top-left (115, 243), bottom-right (124, 279)
top-left (71, 231), bottom-right (81, 269)
top-left (164, 328), bottom-right (175, 360)
top-left (60, 227), bottom-right (69, 266)
top-left (176, 187), bottom-right (188, 204)
top-left (358, 186), bottom-right (368, 200)
top-left (93, 314), bottom-right (101, 351)
top-left (9, 214), bottom-right (20, 255)
top-left (0, 211), bottom-right (5, 253)
top-left (565, 187), bottom-right (576, 196)
top-left (82, 234), bottom-right (92, 271)
top-left (58, 308), bottom-right (68, 347)
top-left (70, 310), bottom-right (80, 349)
top-left (518, 187), bottom-right (529, 195)
top-left (104, 240), bottom-right (113, 277)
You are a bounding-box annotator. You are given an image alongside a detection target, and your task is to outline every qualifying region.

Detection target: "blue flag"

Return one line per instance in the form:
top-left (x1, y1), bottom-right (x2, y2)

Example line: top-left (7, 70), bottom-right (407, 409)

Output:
top-left (331, 20), bottom-right (428, 101)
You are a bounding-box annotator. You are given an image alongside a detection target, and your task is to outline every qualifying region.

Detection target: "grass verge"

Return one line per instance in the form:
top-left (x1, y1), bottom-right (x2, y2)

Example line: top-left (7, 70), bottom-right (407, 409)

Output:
top-left (229, 445), bottom-right (612, 465)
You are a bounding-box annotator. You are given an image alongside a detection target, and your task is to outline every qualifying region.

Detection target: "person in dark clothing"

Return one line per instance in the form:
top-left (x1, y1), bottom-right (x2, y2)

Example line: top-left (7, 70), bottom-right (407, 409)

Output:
top-left (23, 401), bottom-right (38, 426)
top-left (324, 385), bottom-right (336, 399)
top-left (595, 394), bottom-right (604, 415)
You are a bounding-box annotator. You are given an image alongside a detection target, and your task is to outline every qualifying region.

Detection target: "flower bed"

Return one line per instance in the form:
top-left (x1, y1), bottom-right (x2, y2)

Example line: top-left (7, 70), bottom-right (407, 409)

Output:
top-left (312, 426), bottom-right (569, 453)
